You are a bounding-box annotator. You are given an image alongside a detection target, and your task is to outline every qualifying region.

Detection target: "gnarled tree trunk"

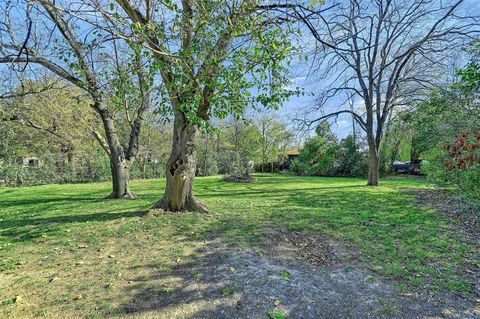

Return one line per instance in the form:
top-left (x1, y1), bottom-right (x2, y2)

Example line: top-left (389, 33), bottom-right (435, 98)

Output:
top-left (154, 112), bottom-right (208, 212)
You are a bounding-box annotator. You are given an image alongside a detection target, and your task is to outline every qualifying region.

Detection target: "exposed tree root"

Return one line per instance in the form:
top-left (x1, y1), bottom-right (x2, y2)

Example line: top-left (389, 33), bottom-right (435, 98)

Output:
top-left (153, 196), bottom-right (209, 213)
top-left (104, 191), bottom-right (136, 199)
top-left (121, 191), bottom-right (136, 199)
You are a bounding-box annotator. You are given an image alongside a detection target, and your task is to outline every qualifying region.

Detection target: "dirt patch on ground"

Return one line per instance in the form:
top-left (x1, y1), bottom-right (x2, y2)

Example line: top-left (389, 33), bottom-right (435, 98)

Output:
top-left (115, 232), bottom-right (480, 319)
top-left (259, 228), bottom-right (358, 267)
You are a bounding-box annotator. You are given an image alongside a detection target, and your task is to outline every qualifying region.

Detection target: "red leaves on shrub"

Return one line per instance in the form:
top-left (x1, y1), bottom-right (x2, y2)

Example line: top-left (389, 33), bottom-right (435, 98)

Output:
top-left (444, 132), bottom-right (480, 170)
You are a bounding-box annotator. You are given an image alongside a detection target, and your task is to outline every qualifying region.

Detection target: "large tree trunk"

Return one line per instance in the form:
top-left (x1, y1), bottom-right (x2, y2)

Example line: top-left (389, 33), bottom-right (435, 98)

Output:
top-left (108, 152), bottom-right (134, 199)
top-left (367, 145), bottom-right (380, 186)
top-left (154, 112), bottom-right (208, 212)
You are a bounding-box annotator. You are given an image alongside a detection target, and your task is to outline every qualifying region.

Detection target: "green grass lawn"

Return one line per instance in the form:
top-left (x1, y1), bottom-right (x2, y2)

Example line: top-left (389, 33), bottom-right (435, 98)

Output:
top-left (0, 174), bottom-right (476, 318)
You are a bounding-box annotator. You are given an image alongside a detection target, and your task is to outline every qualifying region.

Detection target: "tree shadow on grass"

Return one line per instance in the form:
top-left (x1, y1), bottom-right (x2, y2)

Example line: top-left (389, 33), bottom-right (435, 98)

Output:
top-left (271, 187), bottom-right (440, 233)
top-left (0, 184), bottom-right (152, 244)
top-left (112, 240), bottom-right (242, 318)
top-left (115, 239), bottom-right (366, 319)
top-left (0, 189), bottom-right (112, 211)
top-left (0, 210), bottom-right (147, 243)
top-left (199, 185), bottom-right (364, 199)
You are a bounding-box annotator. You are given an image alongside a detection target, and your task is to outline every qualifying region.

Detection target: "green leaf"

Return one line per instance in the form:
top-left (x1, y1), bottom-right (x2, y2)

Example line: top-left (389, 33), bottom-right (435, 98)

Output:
top-left (222, 287), bottom-right (235, 295)
top-left (267, 311), bottom-right (288, 319)
top-left (310, 0), bottom-right (325, 8)
top-left (280, 270), bottom-right (292, 281)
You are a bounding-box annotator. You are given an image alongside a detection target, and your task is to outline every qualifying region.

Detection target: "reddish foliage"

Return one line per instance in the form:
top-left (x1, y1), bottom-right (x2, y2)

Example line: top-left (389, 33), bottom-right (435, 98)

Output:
top-left (444, 132), bottom-right (480, 171)
top-left (445, 161), bottom-right (454, 170)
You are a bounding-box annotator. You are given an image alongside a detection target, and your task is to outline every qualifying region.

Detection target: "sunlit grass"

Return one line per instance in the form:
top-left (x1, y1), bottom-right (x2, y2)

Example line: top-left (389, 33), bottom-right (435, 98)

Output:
top-left (0, 174), bottom-right (475, 318)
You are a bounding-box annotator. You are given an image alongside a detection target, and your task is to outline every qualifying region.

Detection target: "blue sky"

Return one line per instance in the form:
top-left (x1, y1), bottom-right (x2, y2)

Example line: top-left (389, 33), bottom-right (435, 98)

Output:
top-left (3, 0), bottom-right (478, 145)
top-left (270, 0), bottom-right (480, 142)
top-left (280, 64), bottom-right (353, 140)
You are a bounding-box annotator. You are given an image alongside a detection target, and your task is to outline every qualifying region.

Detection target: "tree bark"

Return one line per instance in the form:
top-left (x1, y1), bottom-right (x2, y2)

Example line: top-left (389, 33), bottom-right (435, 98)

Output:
top-left (410, 136), bottom-right (421, 164)
top-left (142, 156), bottom-right (147, 179)
top-left (154, 112), bottom-right (208, 212)
top-left (96, 105), bottom-right (136, 199)
top-left (367, 145), bottom-right (380, 186)
top-left (109, 153), bottom-right (134, 199)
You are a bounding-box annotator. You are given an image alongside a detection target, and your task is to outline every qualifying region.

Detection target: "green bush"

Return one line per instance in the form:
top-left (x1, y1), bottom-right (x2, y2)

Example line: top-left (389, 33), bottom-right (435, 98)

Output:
top-left (334, 135), bottom-right (369, 177)
top-left (291, 131), bottom-right (368, 177)
top-left (0, 151), bottom-right (113, 187)
top-left (422, 135), bottom-right (480, 205)
top-left (290, 158), bottom-right (307, 176)
top-left (299, 136), bottom-right (338, 175)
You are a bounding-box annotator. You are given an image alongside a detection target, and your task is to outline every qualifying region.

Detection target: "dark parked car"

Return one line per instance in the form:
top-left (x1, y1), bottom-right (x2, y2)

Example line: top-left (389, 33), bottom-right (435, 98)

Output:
top-left (393, 160), bottom-right (424, 174)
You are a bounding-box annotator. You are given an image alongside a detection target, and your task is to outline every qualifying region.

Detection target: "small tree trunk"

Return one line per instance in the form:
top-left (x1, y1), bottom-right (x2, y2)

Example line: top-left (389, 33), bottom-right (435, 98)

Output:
top-left (367, 146), bottom-right (380, 186)
top-left (154, 114), bottom-right (207, 212)
top-left (203, 135), bottom-right (208, 176)
top-left (108, 153), bottom-right (135, 199)
top-left (410, 139), bottom-right (421, 164)
top-left (94, 104), bottom-right (136, 199)
top-left (142, 156), bottom-right (147, 179)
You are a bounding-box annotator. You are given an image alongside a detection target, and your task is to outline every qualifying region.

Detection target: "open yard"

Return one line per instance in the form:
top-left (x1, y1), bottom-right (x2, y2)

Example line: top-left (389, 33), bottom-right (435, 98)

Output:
top-left (0, 175), bottom-right (479, 319)
top-left (2, 0), bottom-right (479, 317)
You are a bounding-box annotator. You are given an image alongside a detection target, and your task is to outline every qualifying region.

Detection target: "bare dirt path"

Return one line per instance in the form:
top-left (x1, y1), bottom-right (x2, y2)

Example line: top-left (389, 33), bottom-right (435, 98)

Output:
top-left (116, 227), bottom-right (479, 319)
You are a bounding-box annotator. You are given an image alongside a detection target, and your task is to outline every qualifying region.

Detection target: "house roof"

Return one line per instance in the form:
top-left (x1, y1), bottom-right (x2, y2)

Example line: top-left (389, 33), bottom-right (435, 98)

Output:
top-left (286, 148), bottom-right (301, 156)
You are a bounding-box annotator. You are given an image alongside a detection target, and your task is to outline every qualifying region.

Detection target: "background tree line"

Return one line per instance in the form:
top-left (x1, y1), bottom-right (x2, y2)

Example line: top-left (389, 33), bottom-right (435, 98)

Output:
top-left (0, 0), bottom-right (478, 211)
top-left (0, 84), bottom-right (294, 186)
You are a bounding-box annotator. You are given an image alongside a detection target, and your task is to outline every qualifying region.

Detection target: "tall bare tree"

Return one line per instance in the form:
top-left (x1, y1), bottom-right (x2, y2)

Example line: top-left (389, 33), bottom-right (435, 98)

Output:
top-left (296, 0), bottom-right (479, 185)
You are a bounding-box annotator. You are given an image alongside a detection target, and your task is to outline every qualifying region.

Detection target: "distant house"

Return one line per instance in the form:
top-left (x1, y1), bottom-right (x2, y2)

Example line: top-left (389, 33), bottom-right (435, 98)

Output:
top-left (286, 148), bottom-right (301, 162)
top-left (279, 148), bottom-right (301, 170)
top-left (22, 157), bottom-right (39, 167)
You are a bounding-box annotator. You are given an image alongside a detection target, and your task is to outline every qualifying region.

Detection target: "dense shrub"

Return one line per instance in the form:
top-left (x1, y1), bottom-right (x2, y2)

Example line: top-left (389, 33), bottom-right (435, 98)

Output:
top-left (0, 151), bottom-right (112, 187)
top-left (409, 85), bottom-right (479, 204)
top-left (334, 135), bottom-right (369, 177)
top-left (422, 132), bottom-right (480, 204)
top-left (291, 125), bottom-right (368, 178)
top-left (293, 135), bottom-right (338, 176)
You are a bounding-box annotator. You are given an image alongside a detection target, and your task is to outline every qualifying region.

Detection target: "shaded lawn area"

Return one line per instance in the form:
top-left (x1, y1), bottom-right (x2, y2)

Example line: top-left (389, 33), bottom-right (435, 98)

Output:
top-left (0, 174), bottom-right (476, 318)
